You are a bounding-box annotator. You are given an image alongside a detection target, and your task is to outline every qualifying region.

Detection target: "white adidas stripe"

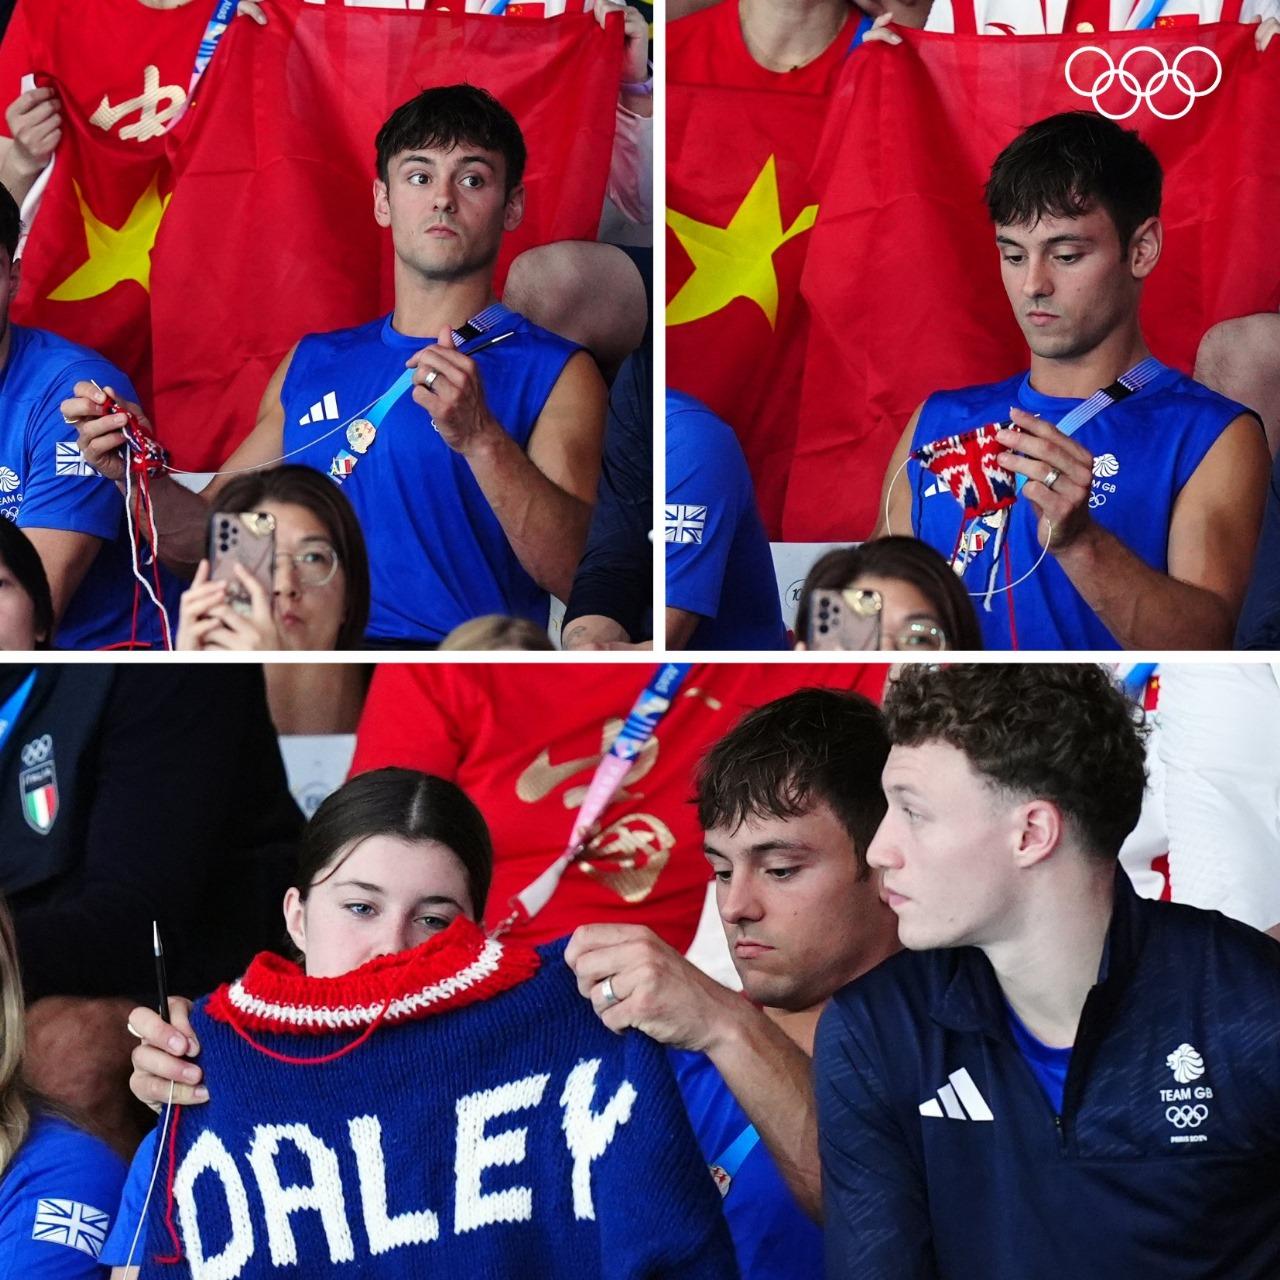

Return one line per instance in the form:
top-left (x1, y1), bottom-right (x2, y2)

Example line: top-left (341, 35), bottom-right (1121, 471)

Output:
top-left (298, 392), bottom-right (341, 427)
top-left (918, 1068), bottom-right (994, 1121)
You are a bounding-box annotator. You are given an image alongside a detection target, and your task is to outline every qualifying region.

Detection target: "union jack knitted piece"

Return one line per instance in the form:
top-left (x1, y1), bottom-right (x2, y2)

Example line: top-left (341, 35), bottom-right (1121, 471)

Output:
top-left (206, 918), bottom-right (539, 1035)
top-left (913, 423), bottom-right (1016, 521)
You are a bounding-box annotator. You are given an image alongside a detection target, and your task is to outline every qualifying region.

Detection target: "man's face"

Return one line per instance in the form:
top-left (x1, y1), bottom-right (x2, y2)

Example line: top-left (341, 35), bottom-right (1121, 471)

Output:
top-left (995, 205), bottom-right (1151, 362)
top-left (705, 799), bottom-right (894, 1013)
top-left (373, 142), bottom-right (523, 284)
top-left (869, 741), bottom-right (1023, 951)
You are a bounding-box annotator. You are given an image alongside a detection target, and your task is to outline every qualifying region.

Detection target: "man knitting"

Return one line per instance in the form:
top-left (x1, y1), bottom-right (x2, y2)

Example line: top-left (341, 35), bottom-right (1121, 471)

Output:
top-left (875, 111), bottom-right (1268, 650)
top-left (65, 85), bottom-right (606, 646)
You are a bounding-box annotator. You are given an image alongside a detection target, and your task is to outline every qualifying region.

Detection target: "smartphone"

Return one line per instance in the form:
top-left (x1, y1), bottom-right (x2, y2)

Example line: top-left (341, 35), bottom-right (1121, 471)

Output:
top-left (208, 511), bottom-right (276, 615)
top-left (807, 589), bottom-right (882, 651)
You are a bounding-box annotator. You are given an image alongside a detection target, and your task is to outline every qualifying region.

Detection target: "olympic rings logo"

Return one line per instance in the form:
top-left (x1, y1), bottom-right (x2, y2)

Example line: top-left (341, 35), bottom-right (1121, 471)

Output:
top-left (20, 735), bottom-right (52, 768)
top-left (1065, 46), bottom-right (1223, 121)
top-left (1165, 1104), bottom-right (1209, 1129)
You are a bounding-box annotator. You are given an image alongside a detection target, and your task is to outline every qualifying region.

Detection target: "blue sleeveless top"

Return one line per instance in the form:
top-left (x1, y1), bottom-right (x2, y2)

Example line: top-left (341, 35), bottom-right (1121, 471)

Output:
top-left (281, 311), bottom-right (579, 644)
top-left (909, 366), bottom-right (1249, 650)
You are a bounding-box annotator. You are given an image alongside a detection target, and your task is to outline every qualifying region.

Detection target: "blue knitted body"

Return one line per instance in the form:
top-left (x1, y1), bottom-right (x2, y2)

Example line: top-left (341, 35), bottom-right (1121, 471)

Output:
top-left (139, 939), bottom-right (736, 1278)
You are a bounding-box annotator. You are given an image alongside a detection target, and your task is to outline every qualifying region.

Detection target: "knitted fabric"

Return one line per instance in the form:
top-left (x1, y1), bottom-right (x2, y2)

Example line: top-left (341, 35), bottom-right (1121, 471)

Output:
top-left (140, 922), bottom-right (737, 1279)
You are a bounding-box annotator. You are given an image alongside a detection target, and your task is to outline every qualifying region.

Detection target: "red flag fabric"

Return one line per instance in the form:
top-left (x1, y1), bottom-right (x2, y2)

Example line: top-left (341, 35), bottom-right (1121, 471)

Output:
top-left (147, 2), bottom-right (620, 470)
top-left (666, 3), bottom-right (860, 534)
top-left (782, 23), bottom-right (1280, 540)
top-left (4, 0), bottom-right (211, 398)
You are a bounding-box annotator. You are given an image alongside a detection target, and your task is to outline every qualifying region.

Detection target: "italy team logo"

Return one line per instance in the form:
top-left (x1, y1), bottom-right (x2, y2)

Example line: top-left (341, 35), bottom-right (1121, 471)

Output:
top-left (19, 735), bottom-right (59, 835)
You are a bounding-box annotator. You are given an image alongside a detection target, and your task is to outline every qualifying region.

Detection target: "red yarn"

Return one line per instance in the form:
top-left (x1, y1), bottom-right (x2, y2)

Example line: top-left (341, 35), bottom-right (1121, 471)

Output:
top-left (155, 1104), bottom-right (185, 1265)
top-left (220, 994), bottom-right (393, 1066)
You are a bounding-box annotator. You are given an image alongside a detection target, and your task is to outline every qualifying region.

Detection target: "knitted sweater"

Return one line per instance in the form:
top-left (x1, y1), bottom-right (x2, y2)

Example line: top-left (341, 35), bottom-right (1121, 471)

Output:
top-left (138, 920), bottom-right (737, 1279)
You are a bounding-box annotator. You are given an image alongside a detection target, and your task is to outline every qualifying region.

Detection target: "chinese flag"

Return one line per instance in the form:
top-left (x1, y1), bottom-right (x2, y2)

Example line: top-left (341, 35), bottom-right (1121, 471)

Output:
top-left (11, 90), bottom-right (170, 404)
top-left (147, 1), bottom-right (621, 470)
top-left (782, 23), bottom-right (1280, 540)
top-left (666, 76), bottom-right (830, 535)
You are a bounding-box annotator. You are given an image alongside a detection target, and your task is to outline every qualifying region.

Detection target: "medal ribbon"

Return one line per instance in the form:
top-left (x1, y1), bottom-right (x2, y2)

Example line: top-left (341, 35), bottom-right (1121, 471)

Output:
top-left (329, 303), bottom-right (517, 485)
top-left (489, 663), bottom-right (694, 938)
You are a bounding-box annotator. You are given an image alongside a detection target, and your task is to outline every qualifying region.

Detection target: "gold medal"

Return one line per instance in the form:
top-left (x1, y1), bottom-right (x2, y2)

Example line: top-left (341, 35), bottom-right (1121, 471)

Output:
top-left (347, 419), bottom-right (377, 454)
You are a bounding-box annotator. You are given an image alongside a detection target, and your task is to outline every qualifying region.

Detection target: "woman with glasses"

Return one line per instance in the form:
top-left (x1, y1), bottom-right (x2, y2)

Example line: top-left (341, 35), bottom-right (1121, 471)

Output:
top-left (794, 536), bottom-right (984, 652)
top-left (176, 466), bottom-right (370, 653)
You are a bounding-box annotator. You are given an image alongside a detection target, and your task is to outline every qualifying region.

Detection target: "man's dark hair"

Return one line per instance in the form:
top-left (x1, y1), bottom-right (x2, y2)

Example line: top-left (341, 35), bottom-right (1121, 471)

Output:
top-left (375, 84), bottom-right (526, 196)
top-left (985, 111), bottom-right (1163, 253)
top-left (0, 183), bottom-right (19, 262)
top-left (697, 688), bottom-right (889, 876)
top-left (884, 664), bottom-right (1148, 860)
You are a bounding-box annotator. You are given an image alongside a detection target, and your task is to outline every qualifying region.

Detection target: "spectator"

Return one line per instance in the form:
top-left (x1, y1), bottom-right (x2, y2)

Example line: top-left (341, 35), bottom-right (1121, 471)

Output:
top-left (438, 613), bottom-right (555, 650)
top-left (0, 896), bottom-right (126, 1277)
top-left (568, 688), bottom-right (901, 1277)
top-left (816, 664), bottom-right (1280, 1279)
top-left (106, 769), bottom-right (736, 1278)
top-left (0, 182), bottom-right (180, 649)
top-left (175, 465), bottom-right (370, 654)
top-left (562, 345), bottom-right (654, 650)
top-left (66, 85), bottom-right (606, 647)
top-left (0, 666), bottom-right (302, 1154)
top-left (0, 517), bottom-right (50, 648)
top-left (666, 390), bottom-right (787, 650)
top-left (877, 112), bottom-right (1268, 650)
top-left (794, 537), bottom-right (983, 651)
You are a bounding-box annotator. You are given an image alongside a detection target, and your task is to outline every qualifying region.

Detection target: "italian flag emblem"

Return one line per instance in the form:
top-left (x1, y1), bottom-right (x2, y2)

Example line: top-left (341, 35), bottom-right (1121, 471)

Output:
top-left (20, 763), bottom-right (58, 835)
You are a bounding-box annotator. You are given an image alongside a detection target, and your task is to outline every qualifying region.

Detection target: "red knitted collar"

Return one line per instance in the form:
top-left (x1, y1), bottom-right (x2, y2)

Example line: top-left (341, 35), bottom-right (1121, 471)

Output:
top-left (206, 917), bottom-right (540, 1036)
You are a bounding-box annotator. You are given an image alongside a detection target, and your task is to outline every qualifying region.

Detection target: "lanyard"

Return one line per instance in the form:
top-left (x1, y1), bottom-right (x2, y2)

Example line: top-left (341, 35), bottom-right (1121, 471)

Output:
top-left (1121, 663), bottom-right (1157, 700)
top-left (328, 303), bottom-right (517, 486)
top-left (489, 663), bottom-right (693, 938)
top-left (1014, 356), bottom-right (1163, 494)
top-left (1135, 0), bottom-right (1171, 27)
top-left (849, 12), bottom-right (874, 48)
top-left (710, 1123), bottom-right (761, 1198)
top-left (0, 670), bottom-right (37, 755)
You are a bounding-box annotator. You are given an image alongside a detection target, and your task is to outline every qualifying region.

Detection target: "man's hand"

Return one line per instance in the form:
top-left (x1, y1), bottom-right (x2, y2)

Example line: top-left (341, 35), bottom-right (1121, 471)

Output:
top-left (127, 998), bottom-right (209, 1112)
top-left (997, 408), bottom-right (1096, 552)
top-left (237, 0), bottom-right (270, 22)
top-left (407, 330), bottom-right (503, 457)
top-left (566, 923), bottom-right (745, 1053)
top-left (1255, 16), bottom-right (1278, 50)
top-left (61, 381), bottom-right (147, 483)
top-left (4, 87), bottom-right (61, 178)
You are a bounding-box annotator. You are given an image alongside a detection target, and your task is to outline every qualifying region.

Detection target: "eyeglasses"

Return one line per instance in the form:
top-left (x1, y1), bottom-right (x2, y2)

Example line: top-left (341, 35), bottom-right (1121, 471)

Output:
top-left (843, 589), bottom-right (948, 652)
top-left (273, 543), bottom-right (340, 589)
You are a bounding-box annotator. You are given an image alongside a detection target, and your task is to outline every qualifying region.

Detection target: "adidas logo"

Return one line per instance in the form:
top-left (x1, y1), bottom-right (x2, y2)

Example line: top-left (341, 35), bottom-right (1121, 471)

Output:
top-left (299, 392), bottom-right (340, 426)
top-left (918, 1067), bottom-right (994, 1121)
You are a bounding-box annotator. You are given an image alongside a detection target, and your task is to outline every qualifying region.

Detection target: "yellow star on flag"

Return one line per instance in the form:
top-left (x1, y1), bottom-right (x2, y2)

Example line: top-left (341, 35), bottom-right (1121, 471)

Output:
top-left (47, 175), bottom-right (171, 302)
top-left (666, 155), bottom-right (818, 329)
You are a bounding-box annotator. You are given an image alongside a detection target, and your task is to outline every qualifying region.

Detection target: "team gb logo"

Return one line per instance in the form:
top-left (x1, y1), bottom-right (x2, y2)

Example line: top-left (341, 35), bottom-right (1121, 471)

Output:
top-left (1166, 1043), bottom-right (1205, 1084)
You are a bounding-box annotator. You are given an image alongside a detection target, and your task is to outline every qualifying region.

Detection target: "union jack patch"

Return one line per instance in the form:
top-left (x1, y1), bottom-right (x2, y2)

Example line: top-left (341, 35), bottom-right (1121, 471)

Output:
top-left (665, 504), bottom-right (707, 544)
top-left (31, 1199), bottom-right (110, 1258)
top-left (54, 442), bottom-right (98, 477)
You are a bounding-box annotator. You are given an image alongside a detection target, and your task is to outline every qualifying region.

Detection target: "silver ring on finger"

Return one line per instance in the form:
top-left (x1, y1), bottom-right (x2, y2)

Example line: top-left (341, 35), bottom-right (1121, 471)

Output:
top-left (1043, 467), bottom-right (1061, 491)
top-left (424, 369), bottom-right (440, 392)
top-left (126, 1021), bottom-right (143, 1039)
top-left (601, 975), bottom-right (619, 1007)
top-left (62, 415), bottom-right (78, 425)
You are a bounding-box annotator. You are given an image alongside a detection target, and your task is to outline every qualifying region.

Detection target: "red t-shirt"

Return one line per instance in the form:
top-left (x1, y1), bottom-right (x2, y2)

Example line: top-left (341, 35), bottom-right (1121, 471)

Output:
top-left (349, 663), bottom-right (889, 951)
top-left (0, 0), bottom-right (211, 143)
top-left (668, 0), bottom-right (859, 91)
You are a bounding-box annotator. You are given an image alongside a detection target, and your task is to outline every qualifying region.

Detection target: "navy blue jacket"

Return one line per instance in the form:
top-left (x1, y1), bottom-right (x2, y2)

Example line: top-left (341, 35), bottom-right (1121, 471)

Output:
top-left (816, 872), bottom-right (1280, 1279)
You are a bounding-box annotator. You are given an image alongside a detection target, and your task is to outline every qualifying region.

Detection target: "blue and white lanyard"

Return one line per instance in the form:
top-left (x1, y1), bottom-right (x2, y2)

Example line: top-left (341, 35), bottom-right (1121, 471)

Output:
top-left (1015, 356), bottom-right (1164, 494)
